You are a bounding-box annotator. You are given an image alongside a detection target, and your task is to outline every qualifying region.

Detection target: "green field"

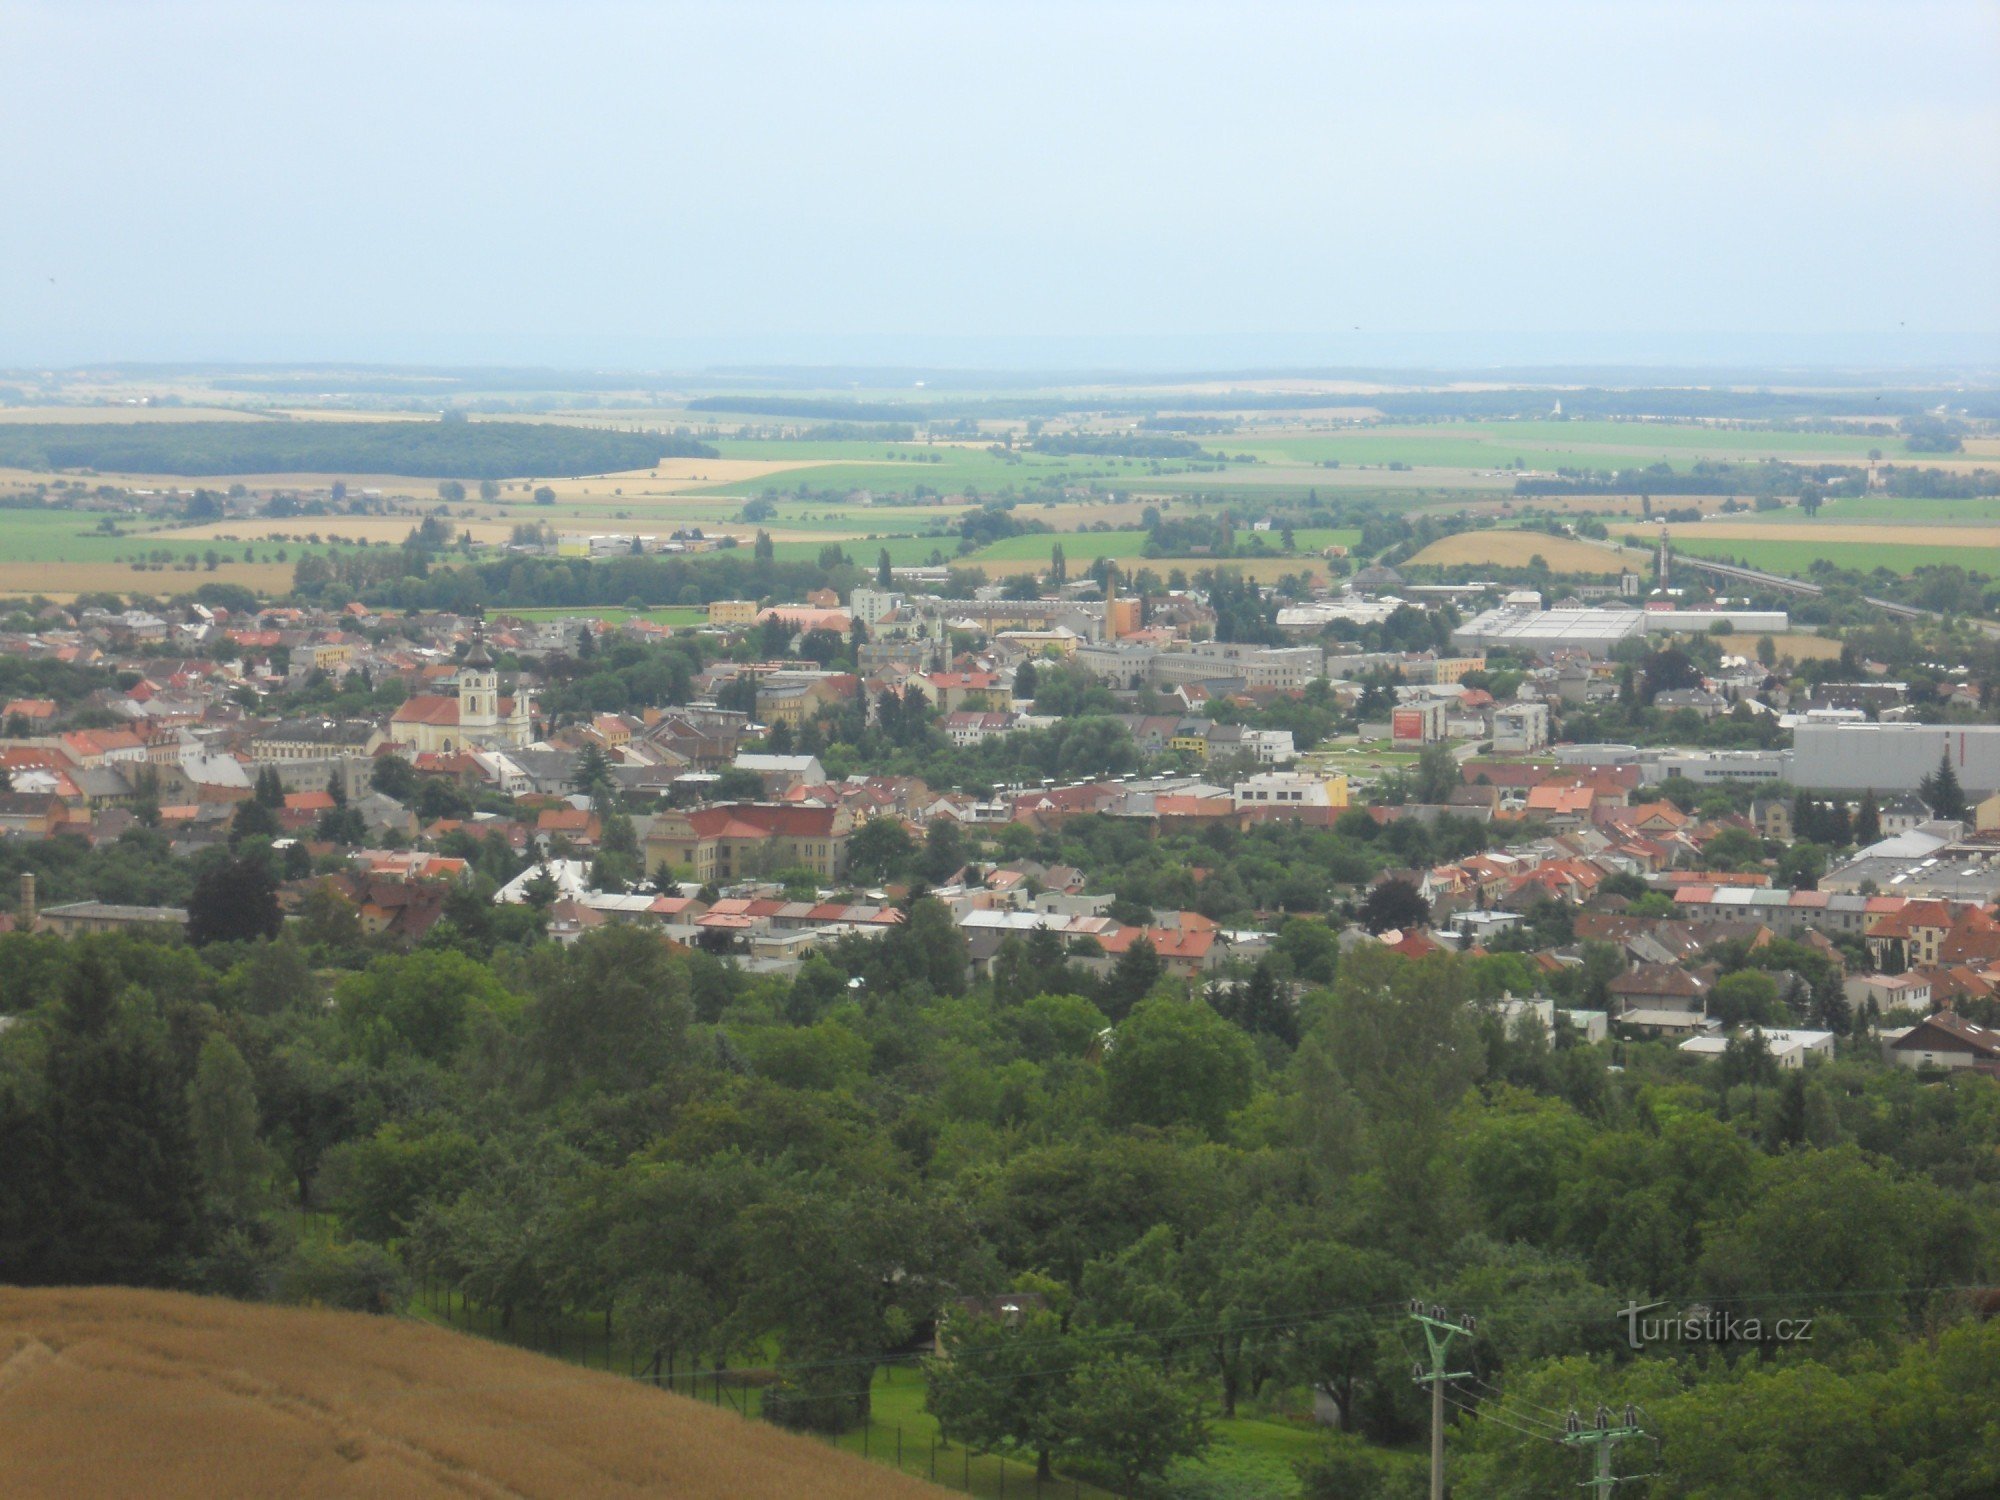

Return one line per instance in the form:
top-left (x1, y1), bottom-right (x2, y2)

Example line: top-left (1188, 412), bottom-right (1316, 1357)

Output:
top-left (0, 506), bottom-right (363, 566)
top-left (498, 605), bottom-right (709, 627)
top-left (765, 534), bottom-right (960, 566)
top-left (1227, 420), bottom-right (1898, 474)
top-left (965, 527), bottom-right (1359, 569)
top-left (1661, 534), bottom-right (2000, 577)
top-left (697, 439), bottom-right (1212, 499)
top-left (1735, 495), bottom-right (2000, 524)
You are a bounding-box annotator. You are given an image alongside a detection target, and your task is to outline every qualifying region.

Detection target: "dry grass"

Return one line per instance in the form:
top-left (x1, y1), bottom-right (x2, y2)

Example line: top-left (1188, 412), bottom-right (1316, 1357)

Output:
top-left (157, 517), bottom-right (523, 547)
top-left (1719, 631), bottom-right (1843, 661)
top-left (0, 561), bottom-right (299, 599)
top-left (0, 1287), bottom-right (942, 1500)
top-left (1407, 531), bottom-right (1633, 575)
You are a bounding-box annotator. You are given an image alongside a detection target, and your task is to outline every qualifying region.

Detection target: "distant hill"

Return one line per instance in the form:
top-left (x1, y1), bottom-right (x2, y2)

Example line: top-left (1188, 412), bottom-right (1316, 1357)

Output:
top-left (0, 1287), bottom-right (941, 1499)
top-left (0, 421), bottom-right (716, 479)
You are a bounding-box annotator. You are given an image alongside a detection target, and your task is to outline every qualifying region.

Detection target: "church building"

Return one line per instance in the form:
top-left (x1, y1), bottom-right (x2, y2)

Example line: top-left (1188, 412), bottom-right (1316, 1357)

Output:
top-left (388, 634), bottom-right (535, 754)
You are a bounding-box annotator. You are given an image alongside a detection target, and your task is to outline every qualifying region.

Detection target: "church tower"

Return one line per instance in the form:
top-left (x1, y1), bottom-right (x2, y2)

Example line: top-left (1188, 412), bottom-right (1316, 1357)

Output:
top-left (458, 628), bottom-right (499, 731)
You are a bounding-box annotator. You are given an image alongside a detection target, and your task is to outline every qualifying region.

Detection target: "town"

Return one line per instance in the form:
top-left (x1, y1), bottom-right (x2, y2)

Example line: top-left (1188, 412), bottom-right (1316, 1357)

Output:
top-left (5, 1), bottom-right (1996, 1493)
top-left (4, 537), bottom-right (1995, 1094)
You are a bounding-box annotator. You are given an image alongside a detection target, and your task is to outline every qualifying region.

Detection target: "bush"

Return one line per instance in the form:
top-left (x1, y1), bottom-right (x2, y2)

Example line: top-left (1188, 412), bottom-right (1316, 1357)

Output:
top-left (760, 1375), bottom-right (859, 1433)
top-left (277, 1239), bottom-right (409, 1314)
top-left (1296, 1434), bottom-right (1426, 1500)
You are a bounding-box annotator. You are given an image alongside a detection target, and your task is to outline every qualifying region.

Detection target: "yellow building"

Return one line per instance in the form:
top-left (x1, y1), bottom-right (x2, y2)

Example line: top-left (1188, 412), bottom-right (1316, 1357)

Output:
top-left (387, 637), bottom-right (534, 754)
top-left (708, 599), bottom-right (759, 627)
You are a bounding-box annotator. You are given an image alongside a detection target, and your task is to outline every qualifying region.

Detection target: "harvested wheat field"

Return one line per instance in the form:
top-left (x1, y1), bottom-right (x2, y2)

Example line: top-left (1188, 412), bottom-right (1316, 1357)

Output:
top-left (157, 516), bottom-right (523, 547)
top-left (1719, 631), bottom-right (1843, 661)
top-left (0, 1287), bottom-right (941, 1499)
top-left (1407, 531), bottom-right (1634, 574)
top-left (0, 561), bottom-right (300, 599)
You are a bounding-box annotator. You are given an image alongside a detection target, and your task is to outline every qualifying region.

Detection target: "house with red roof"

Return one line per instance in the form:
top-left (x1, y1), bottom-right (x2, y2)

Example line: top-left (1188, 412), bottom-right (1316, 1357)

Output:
top-left (644, 802), bottom-right (853, 883)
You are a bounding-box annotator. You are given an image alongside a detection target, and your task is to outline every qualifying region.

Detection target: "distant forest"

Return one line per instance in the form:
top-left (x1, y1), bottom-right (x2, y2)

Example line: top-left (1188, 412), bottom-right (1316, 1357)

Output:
top-left (0, 422), bottom-right (714, 479)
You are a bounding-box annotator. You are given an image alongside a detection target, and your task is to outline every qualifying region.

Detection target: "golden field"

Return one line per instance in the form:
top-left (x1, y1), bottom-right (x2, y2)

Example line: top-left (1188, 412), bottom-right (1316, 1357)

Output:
top-left (1406, 531), bottom-right (1634, 574)
top-left (1719, 631), bottom-right (1844, 661)
top-left (0, 560), bottom-right (300, 600)
top-left (0, 1287), bottom-right (942, 1500)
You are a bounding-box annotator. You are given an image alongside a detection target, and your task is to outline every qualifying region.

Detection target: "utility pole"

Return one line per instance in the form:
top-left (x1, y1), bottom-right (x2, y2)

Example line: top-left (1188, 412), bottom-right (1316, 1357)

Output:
top-left (1407, 1301), bottom-right (1476, 1500)
top-left (1563, 1404), bottom-right (1649, 1496)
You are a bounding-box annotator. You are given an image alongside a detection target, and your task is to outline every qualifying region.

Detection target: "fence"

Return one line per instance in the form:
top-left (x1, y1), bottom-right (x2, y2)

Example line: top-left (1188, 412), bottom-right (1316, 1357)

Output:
top-left (417, 1280), bottom-right (1113, 1498)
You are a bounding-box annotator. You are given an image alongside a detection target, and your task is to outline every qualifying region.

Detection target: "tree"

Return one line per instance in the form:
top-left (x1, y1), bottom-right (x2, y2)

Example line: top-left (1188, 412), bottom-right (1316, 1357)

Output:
top-left (1105, 936), bottom-right (1165, 1021)
top-left (876, 549), bottom-right (893, 587)
top-left (525, 926), bottom-right (693, 1096)
top-left (926, 1303), bottom-right (1076, 1481)
top-left (1294, 946), bottom-right (1484, 1239)
top-left (754, 529), bottom-right (775, 563)
top-left (1413, 742), bottom-right (1458, 805)
top-left (371, 754), bottom-right (417, 800)
top-left (335, 949), bottom-right (517, 1066)
top-left (187, 855), bottom-right (282, 945)
top-left (1359, 876), bottom-right (1428, 934)
top-left (1049, 541), bottom-right (1066, 584)
top-left (1638, 645), bottom-right (1703, 704)
top-left (1106, 995), bottom-right (1256, 1137)
top-left (230, 795), bottom-right (280, 845)
top-left (1919, 750), bottom-right (1966, 821)
top-left (1, 1021), bottom-right (206, 1287)
top-left (478, 479), bottom-right (501, 502)
top-left (1855, 789), bottom-right (1882, 844)
top-left (437, 479), bottom-right (466, 502)
top-left (533, 485), bottom-right (556, 506)
top-left (188, 1034), bottom-right (269, 1213)
top-left (1061, 1353), bottom-right (1208, 1495)
top-left (846, 817), bottom-right (915, 883)
top-left (1013, 659), bottom-right (1039, 701)
top-left (1220, 958), bottom-right (1299, 1046)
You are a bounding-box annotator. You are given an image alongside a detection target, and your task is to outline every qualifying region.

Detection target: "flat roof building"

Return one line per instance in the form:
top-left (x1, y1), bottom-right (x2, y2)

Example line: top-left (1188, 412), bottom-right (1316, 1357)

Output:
top-left (1452, 606), bottom-right (1647, 657)
top-left (1794, 722), bottom-right (2000, 795)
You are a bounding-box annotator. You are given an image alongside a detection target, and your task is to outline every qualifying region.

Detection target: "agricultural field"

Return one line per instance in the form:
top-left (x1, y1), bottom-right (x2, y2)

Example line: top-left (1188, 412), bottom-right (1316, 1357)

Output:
top-left (0, 507), bottom-right (363, 600)
top-left (1406, 530), bottom-right (1637, 575)
top-left (0, 1286), bottom-right (938, 1500)
top-left (0, 560), bottom-right (302, 601)
top-left (1658, 531), bottom-right (2000, 577)
top-left (1224, 420), bottom-right (1911, 473)
top-left (1718, 631), bottom-right (1844, 661)
top-left (1717, 495), bottom-right (2000, 525)
top-left (497, 605), bottom-right (710, 627)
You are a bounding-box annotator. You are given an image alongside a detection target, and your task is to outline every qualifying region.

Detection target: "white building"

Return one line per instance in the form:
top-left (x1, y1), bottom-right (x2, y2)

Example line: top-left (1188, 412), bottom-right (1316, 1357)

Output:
top-left (1232, 771), bottom-right (1349, 812)
top-left (1492, 702), bottom-right (1551, 754)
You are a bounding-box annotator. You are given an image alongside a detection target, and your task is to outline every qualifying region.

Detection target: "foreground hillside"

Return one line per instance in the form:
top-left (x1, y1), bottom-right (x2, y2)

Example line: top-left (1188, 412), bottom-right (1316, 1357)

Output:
top-left (0, 1287), bottom-right (941, 1499)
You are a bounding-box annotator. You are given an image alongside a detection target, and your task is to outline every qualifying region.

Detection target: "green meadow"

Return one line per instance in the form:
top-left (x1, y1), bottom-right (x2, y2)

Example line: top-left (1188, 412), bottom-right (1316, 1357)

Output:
top-left (1228, 420), bottom-right (1895, 474)
top-left (1658, 534), bottom-right (2000, 577)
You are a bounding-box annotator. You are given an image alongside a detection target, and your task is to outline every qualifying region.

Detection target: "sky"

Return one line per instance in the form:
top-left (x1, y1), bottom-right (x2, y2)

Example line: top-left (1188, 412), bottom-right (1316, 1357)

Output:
top-left (2, 0), bottom-right (1997, 370)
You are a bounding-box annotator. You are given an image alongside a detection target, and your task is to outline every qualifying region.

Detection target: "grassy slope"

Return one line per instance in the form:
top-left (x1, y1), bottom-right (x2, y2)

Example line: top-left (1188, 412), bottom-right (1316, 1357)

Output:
top-left (0, 1285), bottom-right (945, 1500)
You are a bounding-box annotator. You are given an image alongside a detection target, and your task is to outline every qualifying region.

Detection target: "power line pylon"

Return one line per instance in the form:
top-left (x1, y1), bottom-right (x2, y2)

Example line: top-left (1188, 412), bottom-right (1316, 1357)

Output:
top-left (1407, 1301), bottom-right (1476, 1500)
top-left (1563, 1403), bottom-right (1649, 1495)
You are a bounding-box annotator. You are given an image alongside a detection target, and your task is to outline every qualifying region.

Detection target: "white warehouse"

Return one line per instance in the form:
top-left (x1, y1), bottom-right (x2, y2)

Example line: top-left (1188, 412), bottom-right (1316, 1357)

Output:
top-left (1792, 722), bottom-right (2000, 794)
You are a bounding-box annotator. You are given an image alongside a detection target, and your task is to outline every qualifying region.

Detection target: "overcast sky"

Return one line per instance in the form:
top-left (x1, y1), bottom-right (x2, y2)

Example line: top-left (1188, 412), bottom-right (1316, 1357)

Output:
top-left (3, 1), bottom-right (1996, 368)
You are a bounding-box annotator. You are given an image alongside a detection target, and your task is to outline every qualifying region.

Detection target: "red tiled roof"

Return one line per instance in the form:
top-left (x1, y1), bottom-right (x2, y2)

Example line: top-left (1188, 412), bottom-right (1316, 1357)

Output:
top-left (391, 694), bottom-right (460, 726)
top-left (684, 803), bottom-right (840, 839)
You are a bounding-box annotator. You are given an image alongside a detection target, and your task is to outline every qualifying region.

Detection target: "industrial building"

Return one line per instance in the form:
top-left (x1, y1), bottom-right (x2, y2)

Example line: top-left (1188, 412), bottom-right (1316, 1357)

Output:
top-left (1793, 722), bottom-right (2000, 795)
top-left (1451, 605), bottom-right (1647, 657)
top-left (1642, 608), bottom-right (1791, 635)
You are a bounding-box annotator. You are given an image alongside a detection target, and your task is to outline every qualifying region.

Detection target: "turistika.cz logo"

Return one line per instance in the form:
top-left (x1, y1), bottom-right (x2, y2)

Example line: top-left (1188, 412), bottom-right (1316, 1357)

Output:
top-left (1620, 1301), bottom-right (1813, 1350)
